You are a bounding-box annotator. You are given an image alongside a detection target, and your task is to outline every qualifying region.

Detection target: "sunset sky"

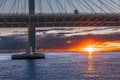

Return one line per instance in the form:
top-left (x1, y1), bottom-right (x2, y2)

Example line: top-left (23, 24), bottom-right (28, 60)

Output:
top-left (0, 27), bottom-right (120, 52)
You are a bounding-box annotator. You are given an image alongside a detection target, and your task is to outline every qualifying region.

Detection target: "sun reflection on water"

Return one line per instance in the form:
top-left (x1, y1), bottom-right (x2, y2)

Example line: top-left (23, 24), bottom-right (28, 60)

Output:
top-left (84, 51), bottom-right (97, 78)
top-left (88, 52), bottom-right (92, 59)
top-left (88, 52), bottom-right (94, 71)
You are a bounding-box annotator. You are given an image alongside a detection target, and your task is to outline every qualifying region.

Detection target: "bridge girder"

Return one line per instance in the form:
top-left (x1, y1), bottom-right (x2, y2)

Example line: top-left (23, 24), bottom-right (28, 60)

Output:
top-left (0, 14), bottom-right (120, 27)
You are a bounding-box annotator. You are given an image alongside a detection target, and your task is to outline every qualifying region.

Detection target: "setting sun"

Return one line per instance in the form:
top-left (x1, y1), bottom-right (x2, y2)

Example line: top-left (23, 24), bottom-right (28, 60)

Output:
top-left (83, 46), bottom-right (96, 58)
top-left (86, 46), bottom-right (94, 52)
top-left (84, 46), bottom-right (98, 53)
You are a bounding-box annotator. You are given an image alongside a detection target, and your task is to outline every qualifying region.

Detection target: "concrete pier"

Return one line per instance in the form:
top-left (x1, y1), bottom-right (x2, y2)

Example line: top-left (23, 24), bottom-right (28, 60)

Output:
top-left (12, 53), bottom-right (45, 60)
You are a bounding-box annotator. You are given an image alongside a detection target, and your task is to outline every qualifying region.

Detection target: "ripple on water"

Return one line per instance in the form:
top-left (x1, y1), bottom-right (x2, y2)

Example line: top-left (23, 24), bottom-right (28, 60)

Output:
top-left (0, 52), bottom-right (120, 80)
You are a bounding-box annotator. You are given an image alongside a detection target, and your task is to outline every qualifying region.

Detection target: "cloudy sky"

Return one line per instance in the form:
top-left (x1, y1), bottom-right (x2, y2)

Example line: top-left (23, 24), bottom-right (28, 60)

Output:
top-left (0, 27), bottom-right (120, 52)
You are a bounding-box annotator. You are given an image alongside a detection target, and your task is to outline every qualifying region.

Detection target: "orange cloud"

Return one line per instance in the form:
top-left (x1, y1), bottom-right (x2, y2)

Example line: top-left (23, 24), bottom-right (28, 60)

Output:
top-left (92, 41), bottom-right (120, 51)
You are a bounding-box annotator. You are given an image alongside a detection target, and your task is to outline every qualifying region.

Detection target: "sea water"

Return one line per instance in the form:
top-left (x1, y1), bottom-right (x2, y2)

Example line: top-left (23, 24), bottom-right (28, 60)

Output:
top-left (0, 52), bottom-right (120, 80)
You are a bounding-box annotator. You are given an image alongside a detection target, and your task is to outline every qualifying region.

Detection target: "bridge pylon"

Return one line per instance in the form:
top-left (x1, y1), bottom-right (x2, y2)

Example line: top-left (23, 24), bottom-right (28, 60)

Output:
top-left (28, 0), bottom-right (36, 53)
top-left (12, 0), bottom-right (45, 59)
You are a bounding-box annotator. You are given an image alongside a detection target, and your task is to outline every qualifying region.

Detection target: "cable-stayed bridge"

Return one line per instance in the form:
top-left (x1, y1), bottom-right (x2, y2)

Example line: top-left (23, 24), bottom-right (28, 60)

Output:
top-left (0, 0), bottom-right (120, 59)
top-left (0, 0), bottom-right (120, 27)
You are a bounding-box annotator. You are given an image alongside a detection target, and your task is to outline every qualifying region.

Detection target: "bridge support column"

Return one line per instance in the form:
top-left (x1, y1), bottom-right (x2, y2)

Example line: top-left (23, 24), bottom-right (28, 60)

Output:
top-left (28, 22), bottom-right (36, 53)
top-left (28, 25), bottom-right (36, 53)
top-left (12, 0), bottom-right (45, 59)
top-left (28, 0), bottom-right (35, 53)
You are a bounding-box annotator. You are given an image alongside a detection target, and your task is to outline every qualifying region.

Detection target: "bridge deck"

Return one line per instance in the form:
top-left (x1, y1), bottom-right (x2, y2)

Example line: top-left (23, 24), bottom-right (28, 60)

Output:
top-left (0, 14), bottom-right (120, 27)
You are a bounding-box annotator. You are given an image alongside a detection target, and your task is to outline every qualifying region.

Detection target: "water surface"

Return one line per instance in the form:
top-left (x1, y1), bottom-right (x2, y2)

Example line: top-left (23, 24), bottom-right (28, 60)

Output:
top-left (0, 52), bottom-right (120, 80)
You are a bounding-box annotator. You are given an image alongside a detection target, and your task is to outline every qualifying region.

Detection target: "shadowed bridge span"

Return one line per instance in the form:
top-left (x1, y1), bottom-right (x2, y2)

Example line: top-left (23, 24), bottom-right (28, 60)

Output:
top-left (0, 13), bottom-right (120, 27)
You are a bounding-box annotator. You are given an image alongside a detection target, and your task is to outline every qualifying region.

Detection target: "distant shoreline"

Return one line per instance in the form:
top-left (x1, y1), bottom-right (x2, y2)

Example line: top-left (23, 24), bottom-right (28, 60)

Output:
top-left (0, 50), bottom-right (120, 54)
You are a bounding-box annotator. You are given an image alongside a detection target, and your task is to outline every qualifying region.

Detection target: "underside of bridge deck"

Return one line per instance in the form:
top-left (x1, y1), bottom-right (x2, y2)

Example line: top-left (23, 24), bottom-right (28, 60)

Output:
top-left (0, 14), bottom-right (120, 27)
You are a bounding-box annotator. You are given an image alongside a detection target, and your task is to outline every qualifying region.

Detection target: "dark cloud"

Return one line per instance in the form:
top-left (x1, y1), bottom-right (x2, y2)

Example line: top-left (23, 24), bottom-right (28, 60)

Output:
top-left (0, 35), bottom-right (27, 49)
top-left (36, 34), bottom-right (70, 49)
top-left (36, 28), bottom-right (74, 33)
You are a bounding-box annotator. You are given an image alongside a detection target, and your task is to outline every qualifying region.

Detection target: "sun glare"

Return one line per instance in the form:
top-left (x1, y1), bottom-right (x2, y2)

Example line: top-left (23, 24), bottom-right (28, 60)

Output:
top-left (84, 46), bottom-right (96, 58)
top-left (86, 46), bottom-right (94, 52)
top-left (84, 46), bottom-right (97, 53)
